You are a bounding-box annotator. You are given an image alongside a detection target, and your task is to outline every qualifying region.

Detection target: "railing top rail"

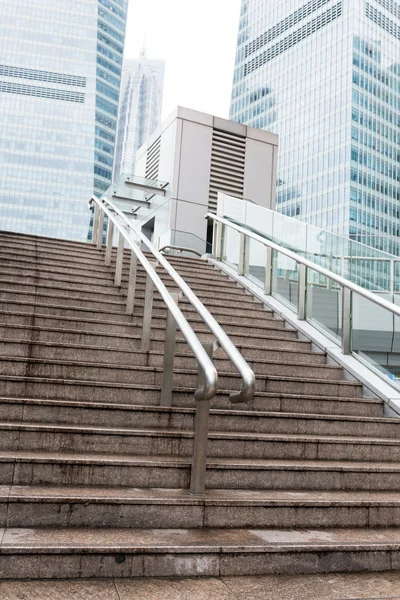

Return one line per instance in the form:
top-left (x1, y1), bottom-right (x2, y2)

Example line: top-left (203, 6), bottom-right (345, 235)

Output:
top-left (208, 213), bottom-right (400, 319)
top-left (159, 244), bottom-right (203, 258)
top-left (95, 196), bottom-right (255, 404)
top-left (91, 197), bottom-right (217, 401)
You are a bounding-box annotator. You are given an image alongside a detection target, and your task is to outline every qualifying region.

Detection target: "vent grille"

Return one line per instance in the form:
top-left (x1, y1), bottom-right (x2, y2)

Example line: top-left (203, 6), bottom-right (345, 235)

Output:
top-left (209, 129), bottom-right (246, 212)
top-left (145, 136), bottom-right (161, 180)
top-left (372, 0), bottom-right (400, 20)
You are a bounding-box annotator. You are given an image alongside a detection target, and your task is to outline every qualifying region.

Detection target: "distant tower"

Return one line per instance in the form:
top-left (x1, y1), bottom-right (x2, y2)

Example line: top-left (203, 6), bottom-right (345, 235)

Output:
top-left (114, 51), bottom-right (165, 177)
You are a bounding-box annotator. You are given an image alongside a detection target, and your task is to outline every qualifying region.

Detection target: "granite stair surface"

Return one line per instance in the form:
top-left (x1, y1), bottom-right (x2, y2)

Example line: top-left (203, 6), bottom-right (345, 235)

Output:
top-left (2, 230), bottom-right (400, 579)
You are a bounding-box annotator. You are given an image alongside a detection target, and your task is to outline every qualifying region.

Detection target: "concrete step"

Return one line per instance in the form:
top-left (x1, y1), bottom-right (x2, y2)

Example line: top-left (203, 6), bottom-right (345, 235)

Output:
top-left (0, 341), bottom-right (332, 375)
top-left (0, 279), bottom-right (123, 300)
top-left (1, 451), bottom-right (400, 491)
top-left (2, 420), bottom-right (397, 462)
top-left (0, 323), bottom-right (305, 352)
top-left (0, 398), bottom-right (391, 439)
top-left (4, 525), bottom-right (400, 578)
top-left (3, 486), bottom-right (400, 529)
top-left (0, 289), bottom-right (127, 313)
top-left (0, 308), bottom-right (289, 337)
top-left (0, 358), bottom-right (360, 397)
top-left (0, 386), bottom-right (382, 417)
top-left (0, 374), bottom-right (364, 405)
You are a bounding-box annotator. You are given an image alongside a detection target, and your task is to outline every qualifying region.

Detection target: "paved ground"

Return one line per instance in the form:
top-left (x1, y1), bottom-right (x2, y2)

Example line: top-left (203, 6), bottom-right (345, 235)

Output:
top-left (2, 573), bottom-right (400, 599)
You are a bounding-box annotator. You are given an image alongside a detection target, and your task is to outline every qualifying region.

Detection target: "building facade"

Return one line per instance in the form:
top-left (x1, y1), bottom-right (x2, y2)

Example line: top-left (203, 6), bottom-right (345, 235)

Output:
top-left (230, 0), bottom-right (400, 255)
top-left (113, 52), bottom-right (165, 178)
top-left (0, 0), bottom-right (128, 241)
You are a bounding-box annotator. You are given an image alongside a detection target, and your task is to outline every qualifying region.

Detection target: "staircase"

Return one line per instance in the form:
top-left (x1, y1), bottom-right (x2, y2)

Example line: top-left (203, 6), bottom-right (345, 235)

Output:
top-left (1, 229), bottom-right (400, 579)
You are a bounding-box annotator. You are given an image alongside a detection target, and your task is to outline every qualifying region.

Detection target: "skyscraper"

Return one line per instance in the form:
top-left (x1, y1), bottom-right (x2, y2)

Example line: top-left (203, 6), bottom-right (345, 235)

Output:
top-left (230, 0), bottom-right (400, 254)
top-left (0, 0), bottom-right (128, 241)
top-left (113, 51), bottom-right (165, 177)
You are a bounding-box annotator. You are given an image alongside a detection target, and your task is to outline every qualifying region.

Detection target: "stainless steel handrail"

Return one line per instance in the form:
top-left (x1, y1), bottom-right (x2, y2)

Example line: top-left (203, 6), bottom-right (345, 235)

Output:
top-left (208, 212), bottom-right (400, 358)
top-left (101, 197), bottom-right (255, 405)
top-left (208, 213), bottom-right (400, 318)
top-left (90, 197), bottom-right (219, 494)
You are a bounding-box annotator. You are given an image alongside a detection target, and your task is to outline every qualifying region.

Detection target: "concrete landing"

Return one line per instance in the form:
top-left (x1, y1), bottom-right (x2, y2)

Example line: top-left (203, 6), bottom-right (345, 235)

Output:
top-left (1, 573), bottom-right (400, 599)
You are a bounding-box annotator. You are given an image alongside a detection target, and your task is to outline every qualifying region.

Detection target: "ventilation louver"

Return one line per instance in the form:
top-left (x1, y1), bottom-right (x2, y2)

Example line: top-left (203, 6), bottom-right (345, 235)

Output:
top-left (208, 129), bottom-right (246, 213)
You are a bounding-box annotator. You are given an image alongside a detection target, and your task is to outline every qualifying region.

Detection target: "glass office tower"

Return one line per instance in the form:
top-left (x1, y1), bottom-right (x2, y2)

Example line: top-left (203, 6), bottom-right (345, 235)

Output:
top-left (230, 0), bottom-right (400, 255)
top-left (0, 0), bottom-right (127, 241)
top-left (113, 51), bottom-right (165, 178)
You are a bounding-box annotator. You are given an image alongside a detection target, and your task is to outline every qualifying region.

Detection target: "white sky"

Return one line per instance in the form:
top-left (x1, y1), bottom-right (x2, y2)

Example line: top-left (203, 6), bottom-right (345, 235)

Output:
top-left (124, 0), bottom-right (241, 120)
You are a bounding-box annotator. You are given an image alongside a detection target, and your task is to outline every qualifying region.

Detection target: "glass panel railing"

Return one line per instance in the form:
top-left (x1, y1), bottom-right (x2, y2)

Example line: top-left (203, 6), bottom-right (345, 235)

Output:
top-left (352, 291), bottom-right (400, 385)
top-left (306, 268), bottom-right (342, 343)
top-left (218, 192), bottom-right (400, 294)
top-left (245, 237), bottom-right (266, 287)
top-left (272, 250), bottom-right (299, 312)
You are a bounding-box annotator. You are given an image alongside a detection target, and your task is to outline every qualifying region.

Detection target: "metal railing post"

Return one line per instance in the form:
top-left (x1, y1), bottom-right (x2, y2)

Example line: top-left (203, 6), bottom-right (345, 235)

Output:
top-left (238, 233), bottom-right (246, 276)
top-left (297, 263), bottom-right (307, 320)
top-left (264, 247), bottom-right (272, 295)
top-left (141, 262), bottom-right (156, 351)
top-left (92, 203), bottom-right (100, 245)
top-left (342, 286), bottom-right (352, 355)
top-left (190, 341), bottom-right (214, 495)
top-left (390, 259), bottom-right (395, 294)
top-left (160, 292), bottom-right (179, 407)
top-left (214, 222), bottom-right (223, 260)
top-left (126, 248), bottom-right (138, 315)
top-left (114, 232), bottom-right (124, 287)
top-left (105, 220), bottom-right (114, 266)
top-left (96, 209), bottom-right (105, 249)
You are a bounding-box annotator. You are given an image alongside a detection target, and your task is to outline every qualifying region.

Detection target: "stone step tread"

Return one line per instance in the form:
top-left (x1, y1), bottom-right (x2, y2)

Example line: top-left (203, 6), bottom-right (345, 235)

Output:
top-left (0, 309), bottom-right (285, 330)
top-left (0, 361), bottom-right (357, 387)
top-left (0, 323), bottom-right (301, 344)
top-left (0, 338), bottom-right (324, 360)
top-left (4, 485), bottom-right (400, 506)
top-left (2, 420), bottom-right (397, 446)
top-left (2, 449), bottom-right (399, 472)
top-left (0, 298), bottom-right (274, 317)
top-left (0, 355), bottom-right (343, 376)
top-left (5, 485), bottom-right (400, 512)
top-left (0, 377), bottom-right (368, 399)
top-left (0, 289), bottom-right (127, 307)
top-left (3, 526), bottom-right (400, 554)
top-left (0, 397), bottom-right (387, 424)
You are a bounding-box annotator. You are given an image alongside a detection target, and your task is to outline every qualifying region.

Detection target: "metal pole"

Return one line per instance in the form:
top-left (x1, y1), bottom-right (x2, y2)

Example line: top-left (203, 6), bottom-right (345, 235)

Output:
top-left (215, 222), bottom-right (223, 260)
top-left (190, 341), bottom-right (214, 495)
top-left (297, 263), bottom-right (307, 320)
top-left (141, 262), bottom-right (156, 351)
top-left (114, 232), bottom-right (124, 287)
top-left (264, 247), bottom-right (272, 295)
top-left (211, 221), bottom-right (217, 258)
top-left (160, 292), bottom-right (179, 407)
top-left (341, 286), bottom-right (352, 355)
top-left (92, 203), bottom-right (100, 245)
top-left (96, 209), bottom-right (105, 249)
top-left (126, 249), bottom-right (138, 314)
top-left (238, 233), bottom-right (245, 276)
top-left (390, 259), bottom-right (395, 294)
top-left (105, 220), bottom-right (114, 266)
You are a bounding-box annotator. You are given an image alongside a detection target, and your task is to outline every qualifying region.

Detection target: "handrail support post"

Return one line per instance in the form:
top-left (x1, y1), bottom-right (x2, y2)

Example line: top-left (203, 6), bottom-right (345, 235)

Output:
top-left (298, 263), bottom-right (307, 320)
top-left (114, 232), bottom-right (124, 287)
top-left (190, 341), bottom-right (214, 495)
top-left (126, 248), bottom-right (138, 314)
top-left (342, 286), bottom-right (352, 355)
top-left (96, 209), bottom-right (105, 249)
top-left (238, 233), bottom-right (246, 276)
top-left (141, 262), bottom-right (156, 351)
top-left (105, 220), bottom-right (114, 266)
top-left (264, 247), bottom-right (272, 295)
top-left (92, 202), bottom-right (100, 245)
top-left (160, 292), bottom-right (179, 407)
